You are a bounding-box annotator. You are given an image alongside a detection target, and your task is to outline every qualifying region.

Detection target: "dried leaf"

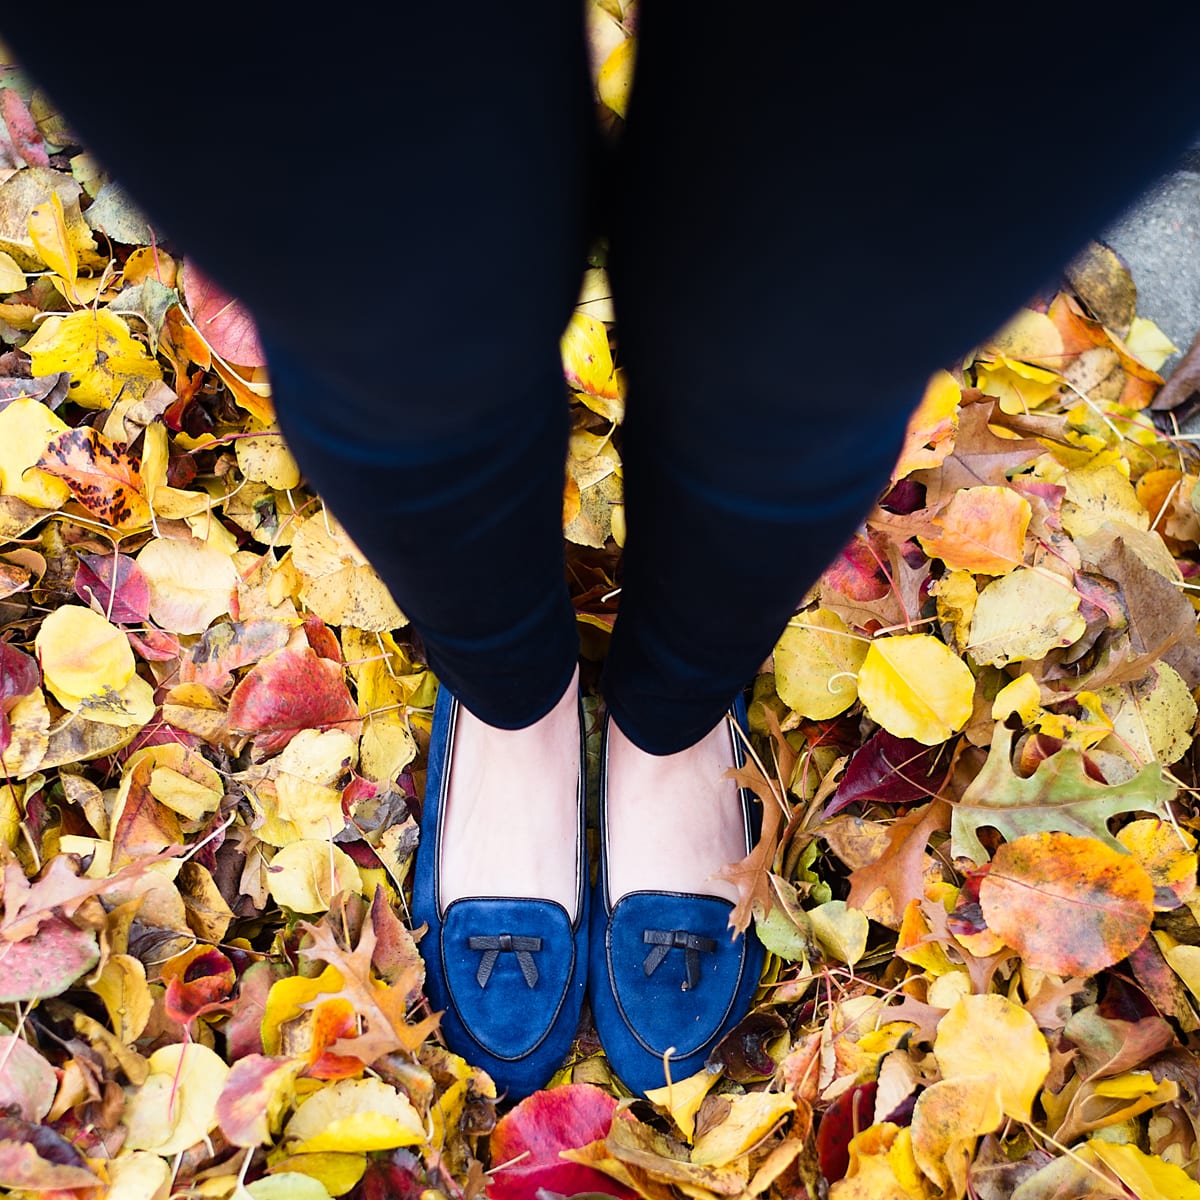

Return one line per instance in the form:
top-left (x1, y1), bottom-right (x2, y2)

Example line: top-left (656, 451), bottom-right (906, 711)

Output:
top-left (979, 832), bottom-right (1155, 975)
top-left (37, 425), bottom-right (150, 529)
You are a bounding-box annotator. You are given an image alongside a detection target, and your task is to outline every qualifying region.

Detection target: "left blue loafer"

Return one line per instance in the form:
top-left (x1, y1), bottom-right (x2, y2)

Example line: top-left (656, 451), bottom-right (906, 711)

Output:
top-left (411, 683), bottom-right (588, 1100)
top-left (589, 698), bottom-right (766, 1096)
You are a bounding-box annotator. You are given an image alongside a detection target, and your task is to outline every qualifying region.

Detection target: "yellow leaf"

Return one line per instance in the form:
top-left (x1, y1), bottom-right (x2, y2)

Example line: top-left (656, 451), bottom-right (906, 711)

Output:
top-left (933, 994), bottom-right (1049, 1122)
top-left (123, 1042), bottom-right (230, 1156)
top-left (560, 311), bottom-right (617, 398)
top-left (137, 536), bottom-right (238, 635)
top-left (690, 1091), bottom-right (796, 1167)
top-left (1124, 316), bottom-right (1178, 372)
top-left (967, 568), bottom-right (1085, 667)
top-left (930, 570), bottom-right (977, 651)
top-left (644, 1068), bottom-right (719, 1142)
top-left (857, 634), bottom-right (974, 746)
top-left (1118, 818), bottom-right (1197, 906)
top-left (27, 191), bottom-right (77, 295)
top-left (774, 608), bottom-right (867, 719)
top-left (598, 36), bottom-right (636, 118)
top-left (72, 672), bottom-right (155, 729)
top-left (291, 512), bottom-right (405, 632)
top-left (105, 1151), bottom-right (172, 1200)
top-left (1154, 931), bottom-right (1200, 1006)
top-left (262, 965), bottom-right (346, 1056)
top-left (0, 689), bottom-right (49, 777)
top-left (283, 1078), bottom-right (424, 1154)
top-left (25, 309), bottom-right (162, 409)
top-left (986, 308), bottom-right (1065, 369)
top-left (1061, 461), bottom-right (1148, 538)
top-left (808, 900), bottom-right (869, 966)
top-left (976, 357), bottom-right (1060, 414)
top-left (991, 673), bottom-right (1042, 724)
top-left (88, 953), bottom-right (152, 1043)
top-left (1083, 1139), bottom-right (1200, 1200)
top-left (1099, 661), bottom-right (1197, 768)
top-left (246, 1175), bottom-right (333, 1200)
top-left (831, 1124), bottom-right (933, 1200)
top-left (0, 397), bottom-right (71, 508)
top-left (36, 605), bottom-right (134, 709)
top-left (266, 840), bottom-right (364, 914)
top-left (918, 486), bottom-right (1030, 575)
top-left (0, 782), bottom-right (19, 848)
top-left (0, 250), bottom-right (25, 292)
top-left (896, 899), bottom-right (956, 976)
top-left (265, 1155), bottom-right (365, 1198)
top-left (236, 425), bottom-right (302, 489)
top-left (892, 369), bottom-right (959, 481)
top-left (910, 1075), bottom-right (1003, 1195)
top-left (133, 743), bottom-right (224, 820)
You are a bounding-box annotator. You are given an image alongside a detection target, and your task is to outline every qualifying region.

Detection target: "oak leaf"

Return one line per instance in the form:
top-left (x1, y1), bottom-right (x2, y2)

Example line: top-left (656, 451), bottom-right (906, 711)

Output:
top-left (952, 723), bottom-right (1174, 864)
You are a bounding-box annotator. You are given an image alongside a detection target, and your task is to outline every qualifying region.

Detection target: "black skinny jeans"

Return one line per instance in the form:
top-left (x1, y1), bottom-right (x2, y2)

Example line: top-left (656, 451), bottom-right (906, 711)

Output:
top-left (7, 7), bottom-right (1200, 752)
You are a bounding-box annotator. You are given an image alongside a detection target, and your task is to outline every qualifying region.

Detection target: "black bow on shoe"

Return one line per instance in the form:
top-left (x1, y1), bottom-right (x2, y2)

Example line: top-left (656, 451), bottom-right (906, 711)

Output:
top-left (468, 934), bottom-right (542, 989)
top-left (642, 928), bottom-right (718, 991)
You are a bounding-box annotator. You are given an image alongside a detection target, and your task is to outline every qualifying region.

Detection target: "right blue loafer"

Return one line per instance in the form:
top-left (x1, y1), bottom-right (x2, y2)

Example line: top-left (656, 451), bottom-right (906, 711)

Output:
top-left (411, 684), bottom-right (588, 1100)
top-left (589, 698), bottom-right (766, 1096)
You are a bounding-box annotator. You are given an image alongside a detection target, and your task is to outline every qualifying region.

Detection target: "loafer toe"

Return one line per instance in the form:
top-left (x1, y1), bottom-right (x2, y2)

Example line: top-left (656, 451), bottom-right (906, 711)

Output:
top-left (440, 897), bottom-right (578, 1062)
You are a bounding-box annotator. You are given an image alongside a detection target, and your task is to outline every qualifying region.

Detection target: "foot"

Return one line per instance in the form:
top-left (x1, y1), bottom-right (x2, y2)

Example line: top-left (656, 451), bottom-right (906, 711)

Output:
top-left (438, 667), bottom-right (581, 920)
top-left (604, 713), bottom-right (747, 905)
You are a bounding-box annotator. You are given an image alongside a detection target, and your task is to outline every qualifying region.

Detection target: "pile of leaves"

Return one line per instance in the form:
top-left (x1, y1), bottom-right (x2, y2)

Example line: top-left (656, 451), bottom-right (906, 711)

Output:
top-left (3, 4), bottom-right (1200, 1197)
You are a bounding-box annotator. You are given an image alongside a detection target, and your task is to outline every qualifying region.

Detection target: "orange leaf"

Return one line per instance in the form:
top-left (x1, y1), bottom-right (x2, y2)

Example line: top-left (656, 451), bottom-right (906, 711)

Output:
top-left (37, 426), bottom-right (150, 530)
top-left (979, 832), bottom-right (1154, 976)
top-left (918, 486), bottom-right (1030, 575)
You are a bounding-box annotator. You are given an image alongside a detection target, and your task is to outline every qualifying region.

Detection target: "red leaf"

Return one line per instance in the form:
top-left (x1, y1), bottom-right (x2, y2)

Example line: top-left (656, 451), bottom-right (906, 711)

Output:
top-left (73, 552), bottom-right (151, 624)
top-left (823, 533), bottom-right (890, 601)
top-left (180, 619), bottom-right (291, 692)
top-left (228, 644), bottom-right (361, 757)
top-left (816, 1080), bottom-right (877, 1184)
top-left (0, 916), bottom-right (99, 1004)
top-left (183, 262), bottom-right (266, 366)
top-left (824, 729), bottom-right (950, 818)
top-left (0, 1118), bottom-right (99, 1191)
top-left (164, 948), bottom-right (236, 1025)
top-left (489, 1084), bottom-right (635, 1200)
top-left (0, 643), bottom-right (39, 710)
top-left (0, 91), bottom-right (49, 168)
top-left (303, 614), bottom-right (342, 662)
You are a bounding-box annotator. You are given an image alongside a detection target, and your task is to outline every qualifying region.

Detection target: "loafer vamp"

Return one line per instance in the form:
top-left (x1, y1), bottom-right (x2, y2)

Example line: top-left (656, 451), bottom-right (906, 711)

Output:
top-left (442, 897), bottom-right (576, 1061)
top-left (605, 892), bottom-right (743, 1059)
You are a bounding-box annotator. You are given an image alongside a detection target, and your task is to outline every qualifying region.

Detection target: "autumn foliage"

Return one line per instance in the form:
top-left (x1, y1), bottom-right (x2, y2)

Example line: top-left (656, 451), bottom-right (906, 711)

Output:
top-left (3, 8), bottom-right (1200, 1200)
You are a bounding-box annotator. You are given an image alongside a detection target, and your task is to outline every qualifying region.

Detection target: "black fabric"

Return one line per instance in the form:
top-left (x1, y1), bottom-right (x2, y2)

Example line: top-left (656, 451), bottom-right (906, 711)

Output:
top-left (7, 6), bottom-right (1200, 751)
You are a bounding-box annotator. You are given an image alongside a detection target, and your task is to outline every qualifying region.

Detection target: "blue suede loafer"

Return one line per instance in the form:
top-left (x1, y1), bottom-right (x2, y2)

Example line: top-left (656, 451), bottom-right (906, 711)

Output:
top-left (589, 697), bottom-right (765, 1096)
top-left (411, 684), bottom-right (588, 1100)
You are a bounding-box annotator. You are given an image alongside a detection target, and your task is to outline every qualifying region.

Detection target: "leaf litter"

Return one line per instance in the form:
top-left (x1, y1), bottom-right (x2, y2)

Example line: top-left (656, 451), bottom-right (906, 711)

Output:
top-left (4, 9), bottom-right (1200, 1198)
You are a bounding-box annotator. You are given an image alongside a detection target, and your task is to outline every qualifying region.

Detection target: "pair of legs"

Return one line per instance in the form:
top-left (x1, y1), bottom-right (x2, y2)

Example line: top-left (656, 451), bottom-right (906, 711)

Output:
top-left (8, 11), bottom-right (1200, 899)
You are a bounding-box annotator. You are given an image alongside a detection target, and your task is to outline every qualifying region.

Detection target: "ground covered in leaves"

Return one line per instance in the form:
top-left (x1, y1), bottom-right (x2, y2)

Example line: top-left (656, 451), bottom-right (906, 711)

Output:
top-left (4, 7), bottom-right (1200, 1199)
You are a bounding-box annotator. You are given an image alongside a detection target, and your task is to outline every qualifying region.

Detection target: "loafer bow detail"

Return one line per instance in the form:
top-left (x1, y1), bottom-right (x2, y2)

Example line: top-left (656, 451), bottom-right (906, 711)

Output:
top-left (642, 928), bottom-right (717, 990)
top-left (469, 933), bottom-right (542, 988)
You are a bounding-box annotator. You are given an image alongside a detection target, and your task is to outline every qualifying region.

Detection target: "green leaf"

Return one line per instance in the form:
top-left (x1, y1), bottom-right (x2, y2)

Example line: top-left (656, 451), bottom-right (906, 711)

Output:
top-left (951, 723), bottom-right (1175, 864)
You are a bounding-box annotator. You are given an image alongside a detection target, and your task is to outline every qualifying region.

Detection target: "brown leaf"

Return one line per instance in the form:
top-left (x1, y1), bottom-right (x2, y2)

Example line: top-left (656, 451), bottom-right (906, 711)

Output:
top-left (297, 918), bottom-right (437, 1065)
top-left (845, 799), bottom-right (951, 923)
top-left (110, 758), bottom-right (184, 870)
top-left (713, 756), bottom-right (786, 934)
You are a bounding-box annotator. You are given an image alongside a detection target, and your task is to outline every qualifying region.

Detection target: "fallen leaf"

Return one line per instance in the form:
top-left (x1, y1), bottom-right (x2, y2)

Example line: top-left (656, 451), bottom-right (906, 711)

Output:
top-left (122, 1041), bottom-right (230, 1156)
top-left (283, 1077), bottom-right (424, 1154)
top-left (910, 1075), bottom-right (1003, 1196)
top-left (966, 568), bottom-right (1085, 666)
top-left (952, 722), bottom-right (1175, 864)
top-left (36, 425), bottom-right (151, 529)
top-left (774, 608), bottom-right (867, 719)
top-left (183, 261), bottom-right (266, 365)
top-left (979, 832), bottom-right (1155, 975)
top-left (0, 397), bottom-right (71, 508)
top-left (933, 994), bottom-right (1049, 1122)
top-left (918, 486), bottom-right (1030, 575)
top-left (856, 634), bottom-right (975, 746)
top-left (267, 840), bottom-right (363, 914)
top-left (229, 642), bottom-right (361, 757)
top-left (489, 1084), bottom-right (633, 1200)
top-left (137, 536), bottom-right (238, 635)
